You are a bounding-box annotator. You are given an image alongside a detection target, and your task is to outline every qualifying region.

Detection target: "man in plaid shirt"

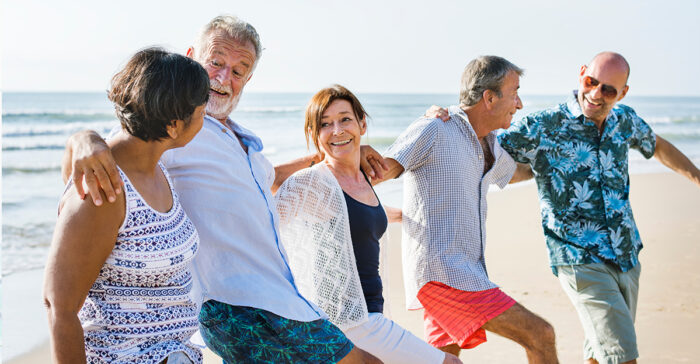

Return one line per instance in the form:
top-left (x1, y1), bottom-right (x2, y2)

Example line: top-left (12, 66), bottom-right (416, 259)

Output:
top-left (372, 56), bottom-right (558, 364)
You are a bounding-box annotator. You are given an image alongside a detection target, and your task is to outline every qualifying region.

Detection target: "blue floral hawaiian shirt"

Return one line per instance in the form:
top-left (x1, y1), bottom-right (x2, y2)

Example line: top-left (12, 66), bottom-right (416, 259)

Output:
top-left (498, 92), bottom-right (656, 274)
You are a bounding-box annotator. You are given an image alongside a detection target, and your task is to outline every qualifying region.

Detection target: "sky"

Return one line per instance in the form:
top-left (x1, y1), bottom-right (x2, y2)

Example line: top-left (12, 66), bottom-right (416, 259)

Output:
top-left (3, 0), bottom-right (700, 96)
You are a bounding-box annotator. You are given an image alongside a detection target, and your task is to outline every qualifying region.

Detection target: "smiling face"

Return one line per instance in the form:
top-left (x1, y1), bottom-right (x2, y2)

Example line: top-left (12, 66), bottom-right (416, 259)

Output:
top-left (490, 70), bottom-right (523, 130)
top-left (316, 99), bottom-right (367, 163)
top-left (188, 31), bottom-right (257, 123)
top-left (577, 55), bottom-right (629, 124)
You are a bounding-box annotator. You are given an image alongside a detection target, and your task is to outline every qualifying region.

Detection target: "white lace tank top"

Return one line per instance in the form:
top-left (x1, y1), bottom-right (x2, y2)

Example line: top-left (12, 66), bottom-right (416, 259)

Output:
top-left (78, 163), bottom-right (202, 364)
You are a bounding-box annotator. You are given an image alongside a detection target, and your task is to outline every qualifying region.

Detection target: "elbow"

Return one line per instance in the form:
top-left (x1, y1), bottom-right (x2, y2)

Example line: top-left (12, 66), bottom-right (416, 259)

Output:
top-left (43, 293), bottom-right (81, 326)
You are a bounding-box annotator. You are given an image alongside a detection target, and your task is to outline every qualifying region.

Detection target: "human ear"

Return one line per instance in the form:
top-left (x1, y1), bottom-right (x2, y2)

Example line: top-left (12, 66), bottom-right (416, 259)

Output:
top-left (166, 120), bottom-right (180, 139)
top-left (483, 90), bottom-right (495, 110)
top-left (359, 117), bottom-right (367, 136)
top-left (618, 85), bottom-right (629, 101)
top-left (185, 47), bottom-right (195, 60)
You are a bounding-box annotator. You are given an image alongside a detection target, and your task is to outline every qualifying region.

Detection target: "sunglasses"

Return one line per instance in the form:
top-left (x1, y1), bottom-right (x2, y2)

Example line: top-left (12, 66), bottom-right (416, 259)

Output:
top-left (582, 75), bottom-right (620, 99)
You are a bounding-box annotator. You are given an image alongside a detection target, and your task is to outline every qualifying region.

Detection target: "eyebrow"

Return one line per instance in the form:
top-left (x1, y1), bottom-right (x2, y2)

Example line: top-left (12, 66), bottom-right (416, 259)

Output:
top-left (321, 111), bottom-right (352, 119)
top-left (210, 51), bottom-right (251, 69)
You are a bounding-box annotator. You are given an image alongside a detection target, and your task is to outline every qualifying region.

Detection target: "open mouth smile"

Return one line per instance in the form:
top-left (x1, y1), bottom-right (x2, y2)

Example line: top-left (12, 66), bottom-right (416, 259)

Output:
top-left (330, 139), bottom-right (351, 146)
top-left (584, 96), bottom-right (602, 107)
top-left (210, 88), bottom-right (228, 96)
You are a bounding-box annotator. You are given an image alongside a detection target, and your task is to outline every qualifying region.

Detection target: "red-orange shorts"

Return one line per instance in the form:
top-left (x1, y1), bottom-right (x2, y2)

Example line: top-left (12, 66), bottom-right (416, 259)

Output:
top-left (417, 281), bottom-right (515, 349)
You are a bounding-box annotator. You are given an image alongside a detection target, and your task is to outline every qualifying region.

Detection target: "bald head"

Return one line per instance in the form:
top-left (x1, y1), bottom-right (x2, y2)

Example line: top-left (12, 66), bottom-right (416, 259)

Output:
top-left (589, 52), bottom-right (630, 84)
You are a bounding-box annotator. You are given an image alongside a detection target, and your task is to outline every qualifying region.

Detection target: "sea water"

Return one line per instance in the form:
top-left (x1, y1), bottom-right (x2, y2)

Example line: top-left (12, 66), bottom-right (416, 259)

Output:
top-left (3, 91), bottom-right (700, 277)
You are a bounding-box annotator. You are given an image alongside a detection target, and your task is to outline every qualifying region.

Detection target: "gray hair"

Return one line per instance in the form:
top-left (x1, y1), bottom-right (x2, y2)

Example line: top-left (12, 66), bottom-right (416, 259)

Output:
top-left (459, 56), bottom-right (524, 107)
top-left (193, 15), bottom-right (263, 68)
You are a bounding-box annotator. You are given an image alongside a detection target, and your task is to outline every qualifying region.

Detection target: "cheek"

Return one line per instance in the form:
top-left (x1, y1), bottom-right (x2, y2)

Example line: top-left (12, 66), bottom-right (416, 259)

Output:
top-left (204, 67), bottom-right (217, 80)
top-left (317, 130), bottom-right (330, 145)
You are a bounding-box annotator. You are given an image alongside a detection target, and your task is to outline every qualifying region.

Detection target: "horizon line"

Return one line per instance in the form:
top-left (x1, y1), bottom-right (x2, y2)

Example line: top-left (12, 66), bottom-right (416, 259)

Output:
top-left (3, 90), bottom-right (700, 98)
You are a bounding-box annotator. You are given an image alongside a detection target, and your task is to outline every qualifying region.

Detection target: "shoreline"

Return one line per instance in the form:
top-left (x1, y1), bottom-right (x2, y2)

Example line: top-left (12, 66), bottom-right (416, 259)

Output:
top-left (5, 172), bottom-right (700, 363)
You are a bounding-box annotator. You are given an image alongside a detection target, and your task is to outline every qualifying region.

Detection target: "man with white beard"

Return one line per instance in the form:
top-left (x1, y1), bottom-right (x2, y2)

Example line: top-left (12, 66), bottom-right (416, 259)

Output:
top-left (62, 15), bottom-right (379, 364)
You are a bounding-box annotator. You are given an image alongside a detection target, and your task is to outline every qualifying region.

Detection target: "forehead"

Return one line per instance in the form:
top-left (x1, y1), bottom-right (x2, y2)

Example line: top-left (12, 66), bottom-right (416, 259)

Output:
top-left (321, 99), bottom-right (353, 117)
top-left (503, 70), bottom-right (521, 89)
top-left (202, 31), bottom-right (256, 60)
top-left (585, 59), bottom-right (628, 87)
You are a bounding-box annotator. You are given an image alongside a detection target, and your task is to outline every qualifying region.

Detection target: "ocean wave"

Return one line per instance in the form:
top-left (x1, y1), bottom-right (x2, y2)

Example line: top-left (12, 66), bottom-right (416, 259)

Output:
top-left (236, 106), bottom-right (304, 113)
top-left (2, 111), bottom-right (116, 123)
top-left (646, 115), bottom-right (700, 124)
top-left (2, 143), bottom-right (65, 151)
top-left (2, 222), bottom-right (56, 276)
top-left (2, 165), bottom-right (62, 175)
top-left (3, 120), bottom-right (117, 137)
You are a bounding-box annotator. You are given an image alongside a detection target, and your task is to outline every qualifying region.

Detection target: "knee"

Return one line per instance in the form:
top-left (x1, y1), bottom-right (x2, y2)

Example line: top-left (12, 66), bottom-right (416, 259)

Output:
top-left (536, 321), bottom-right (556, 348)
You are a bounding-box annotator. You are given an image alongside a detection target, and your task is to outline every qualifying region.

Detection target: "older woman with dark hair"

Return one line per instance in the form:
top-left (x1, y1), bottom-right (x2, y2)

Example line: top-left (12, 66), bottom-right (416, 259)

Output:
top-left (275, 85), bottom-right (462, 364)
top-left (43, 47), bottom-right (209, 364)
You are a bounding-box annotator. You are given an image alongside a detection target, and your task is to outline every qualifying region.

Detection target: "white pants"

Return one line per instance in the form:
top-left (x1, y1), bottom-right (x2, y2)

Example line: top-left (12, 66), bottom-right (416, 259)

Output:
top-left (344, 312), bottom-right (445, 364)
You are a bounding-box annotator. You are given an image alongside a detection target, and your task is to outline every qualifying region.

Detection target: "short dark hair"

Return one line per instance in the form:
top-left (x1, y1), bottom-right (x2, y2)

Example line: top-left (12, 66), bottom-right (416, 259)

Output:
top-left (305, 84), bottom-right (368, 152)
top-left (109, 47), bottom-right (210, 141)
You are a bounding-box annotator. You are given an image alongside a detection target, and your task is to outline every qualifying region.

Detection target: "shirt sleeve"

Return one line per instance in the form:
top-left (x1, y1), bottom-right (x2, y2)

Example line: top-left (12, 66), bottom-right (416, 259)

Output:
top-left (497, 115), bottom-right (542, 164)
top-left (626, 109), bottom-right (656, 159)
top-left (384, 117), bottom-right (440, 171)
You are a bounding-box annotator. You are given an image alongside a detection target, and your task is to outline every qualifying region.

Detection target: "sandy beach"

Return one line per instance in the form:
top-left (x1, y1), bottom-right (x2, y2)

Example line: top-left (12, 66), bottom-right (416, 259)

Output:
top-left (5, 172), bottom-right (699, 363)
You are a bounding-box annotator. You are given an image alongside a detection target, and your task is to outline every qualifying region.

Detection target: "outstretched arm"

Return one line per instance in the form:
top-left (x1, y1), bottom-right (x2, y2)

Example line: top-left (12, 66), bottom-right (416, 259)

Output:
top-left (654, 135), bottom-right (700, 187)
top-left (274, 145), bottom-right (391, 194)
top-left (62, 131), bottom-right (123, 205)
top-left (510, 163), bottom-right (534, 184)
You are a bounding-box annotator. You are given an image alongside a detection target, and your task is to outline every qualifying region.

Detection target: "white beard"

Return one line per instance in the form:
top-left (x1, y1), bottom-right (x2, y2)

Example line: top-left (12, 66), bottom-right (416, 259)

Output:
top-left (206, 92), bottom-right (240, 120)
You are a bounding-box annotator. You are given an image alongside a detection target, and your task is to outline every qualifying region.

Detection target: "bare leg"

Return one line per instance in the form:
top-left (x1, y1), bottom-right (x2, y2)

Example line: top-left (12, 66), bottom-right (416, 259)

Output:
top-left (438, 343), bottom-right (461, 357)
top-left (337, 347), bottom-right (382, 364)
top-left (442, 352), bottom-right (463, 364)
top-left (482, 302), bottom-right (558, 364)
top-left (585, 358), bottom-right (636, 364)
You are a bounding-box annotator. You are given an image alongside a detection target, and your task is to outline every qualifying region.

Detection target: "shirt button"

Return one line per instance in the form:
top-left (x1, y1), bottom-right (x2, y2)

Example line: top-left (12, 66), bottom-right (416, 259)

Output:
top-left (221, 128), bottom-right (227, 133)
top-left (479, 155), bottom-right (483, 159)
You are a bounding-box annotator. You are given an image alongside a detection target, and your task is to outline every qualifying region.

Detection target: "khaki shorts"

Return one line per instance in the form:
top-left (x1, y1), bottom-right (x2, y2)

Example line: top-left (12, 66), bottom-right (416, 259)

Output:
top-left (558, 263), bottom-right (641, 364)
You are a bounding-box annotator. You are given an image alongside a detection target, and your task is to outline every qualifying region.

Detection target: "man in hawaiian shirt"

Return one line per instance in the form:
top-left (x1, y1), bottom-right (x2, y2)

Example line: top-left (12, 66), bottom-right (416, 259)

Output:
top-left (497, 52), bottom-right (700, 364)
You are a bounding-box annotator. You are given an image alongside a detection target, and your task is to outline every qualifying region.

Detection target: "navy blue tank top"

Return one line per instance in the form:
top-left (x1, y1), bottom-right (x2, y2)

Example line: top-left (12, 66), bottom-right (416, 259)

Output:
top-left (343, 176), bottom-right (388, 313)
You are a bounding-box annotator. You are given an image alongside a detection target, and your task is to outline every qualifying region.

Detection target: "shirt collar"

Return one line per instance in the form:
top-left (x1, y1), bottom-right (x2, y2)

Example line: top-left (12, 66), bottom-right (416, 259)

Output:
top-left (204, 114), bottom-right (264, 152)
top-left (448, 105), bottom-right (500, 141)
top-left (567, 90), bottom-right (619, 124)
top-left (567, 91), bottom-right (584, 119)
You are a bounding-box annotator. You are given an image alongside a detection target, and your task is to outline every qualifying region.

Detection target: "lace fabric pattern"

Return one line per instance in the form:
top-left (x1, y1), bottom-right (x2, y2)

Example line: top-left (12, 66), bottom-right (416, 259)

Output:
top-left (78, 163), bottom-right (202, 364)
top-left (275, 164), bottom-right (369, 330)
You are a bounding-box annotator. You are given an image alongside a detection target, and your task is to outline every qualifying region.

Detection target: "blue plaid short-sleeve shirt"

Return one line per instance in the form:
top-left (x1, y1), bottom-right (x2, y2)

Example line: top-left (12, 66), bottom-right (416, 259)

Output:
top-left (498, 93), bottom-right (656, 274)
top-left (386, 106), bottom-right (516, 309)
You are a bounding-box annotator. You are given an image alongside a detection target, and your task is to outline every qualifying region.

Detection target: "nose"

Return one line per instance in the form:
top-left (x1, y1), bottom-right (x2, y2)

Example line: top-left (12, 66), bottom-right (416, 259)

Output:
top-left (516, 95), bottom-right (523, 109)
top-left (212, 68), bottom-right (230, 84)
top-left (589, 84), bottom-right (603, 99)
top-left (332, 122), bottom-right (344, 135)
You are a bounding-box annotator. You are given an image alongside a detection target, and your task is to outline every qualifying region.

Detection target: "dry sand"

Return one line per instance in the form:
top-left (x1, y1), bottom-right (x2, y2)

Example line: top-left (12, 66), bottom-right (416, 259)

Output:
top-left (8, 172), bottom-right (699, 363)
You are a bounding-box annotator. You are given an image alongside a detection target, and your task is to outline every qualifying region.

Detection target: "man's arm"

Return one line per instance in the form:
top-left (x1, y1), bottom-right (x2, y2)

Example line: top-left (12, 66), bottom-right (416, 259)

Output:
top-left (273, 145), bottom-right (391, 194)
top-left (368, 158), bottom-right (404, 186)
top-left (62, 131), bottom-right (123, 206)
top-left (653, 135), bottom-right (700, 187)
top-left (510, 162), bottom-right (534, 184)
top-left (272, 154), bottom-right (322, 194)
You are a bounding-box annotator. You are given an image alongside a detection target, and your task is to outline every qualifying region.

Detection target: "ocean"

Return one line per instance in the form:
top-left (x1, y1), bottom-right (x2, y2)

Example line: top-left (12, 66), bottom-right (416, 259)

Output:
top-left (3, 92), bottom-right (700, 278)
